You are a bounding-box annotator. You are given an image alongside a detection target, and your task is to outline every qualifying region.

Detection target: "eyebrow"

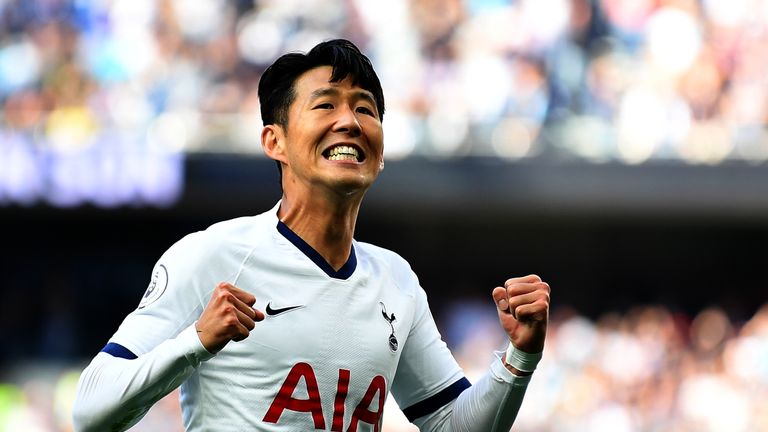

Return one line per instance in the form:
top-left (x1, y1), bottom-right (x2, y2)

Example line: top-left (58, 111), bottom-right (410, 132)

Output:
top-left (308, 87), bottom-right (377, 108)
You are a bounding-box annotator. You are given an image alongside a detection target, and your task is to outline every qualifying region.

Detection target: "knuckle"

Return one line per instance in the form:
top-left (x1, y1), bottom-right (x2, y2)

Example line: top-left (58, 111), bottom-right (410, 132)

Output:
top-left (535, 299), bottom-right (549, 311)
top-left (529, 274), bottom-right (542, 282)
top-left (209, 289), bottom-right (222, 301)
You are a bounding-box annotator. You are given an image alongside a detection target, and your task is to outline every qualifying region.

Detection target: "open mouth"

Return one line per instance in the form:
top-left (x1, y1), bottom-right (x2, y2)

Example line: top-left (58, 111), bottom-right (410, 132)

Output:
top-left (323, 145), bottom-right (365, 162)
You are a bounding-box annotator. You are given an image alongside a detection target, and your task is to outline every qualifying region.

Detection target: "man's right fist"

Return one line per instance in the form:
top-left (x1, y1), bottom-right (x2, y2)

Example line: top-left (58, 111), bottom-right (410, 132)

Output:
top-left (195, 282), bottom-right (265, 353)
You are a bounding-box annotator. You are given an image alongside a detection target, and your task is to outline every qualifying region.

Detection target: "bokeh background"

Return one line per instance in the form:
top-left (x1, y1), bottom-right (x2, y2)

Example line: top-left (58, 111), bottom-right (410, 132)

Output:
top-left (2, 0), bottom-right (768, 431)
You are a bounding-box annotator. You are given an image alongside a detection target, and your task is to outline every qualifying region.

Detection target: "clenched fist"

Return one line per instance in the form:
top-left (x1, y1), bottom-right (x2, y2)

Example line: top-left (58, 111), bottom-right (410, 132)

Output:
top-left (492, 274), bottom-right (550, 355)
top-left (196, 282), bottom-right (265, 353)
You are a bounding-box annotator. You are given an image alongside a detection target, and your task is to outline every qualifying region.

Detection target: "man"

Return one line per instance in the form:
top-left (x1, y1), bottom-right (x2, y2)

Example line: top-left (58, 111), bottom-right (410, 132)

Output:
top-left (73, 39), bottom-right (550, 431)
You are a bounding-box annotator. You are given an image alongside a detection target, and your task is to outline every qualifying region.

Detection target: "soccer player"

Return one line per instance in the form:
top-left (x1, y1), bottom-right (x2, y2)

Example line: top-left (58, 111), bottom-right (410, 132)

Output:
top-left (72, 39), bottom-right (550, 431)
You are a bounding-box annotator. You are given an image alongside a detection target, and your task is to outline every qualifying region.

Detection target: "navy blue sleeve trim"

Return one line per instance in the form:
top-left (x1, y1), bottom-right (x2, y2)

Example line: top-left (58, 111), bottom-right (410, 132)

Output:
top-left (401, 377), bottom-right (471, 422)
top-left (101, 342), bottom-right (138, 360)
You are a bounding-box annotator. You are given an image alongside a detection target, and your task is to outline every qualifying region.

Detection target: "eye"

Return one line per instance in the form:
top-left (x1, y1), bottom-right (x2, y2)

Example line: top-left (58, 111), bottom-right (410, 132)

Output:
top-left (356, 106), bottom-right (375, 116)
top-left (314, 103), bottom-right (334, 110)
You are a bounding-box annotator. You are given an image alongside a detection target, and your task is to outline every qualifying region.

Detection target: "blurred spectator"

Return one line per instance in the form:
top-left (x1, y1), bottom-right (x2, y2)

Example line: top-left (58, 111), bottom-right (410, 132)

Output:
top-left (1, 0), bottom-right (767, 192)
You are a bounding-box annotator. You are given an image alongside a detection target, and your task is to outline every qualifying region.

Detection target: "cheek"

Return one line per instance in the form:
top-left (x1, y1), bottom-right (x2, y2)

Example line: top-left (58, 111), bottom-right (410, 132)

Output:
top-left (366, 124), bottom-right (384, 153)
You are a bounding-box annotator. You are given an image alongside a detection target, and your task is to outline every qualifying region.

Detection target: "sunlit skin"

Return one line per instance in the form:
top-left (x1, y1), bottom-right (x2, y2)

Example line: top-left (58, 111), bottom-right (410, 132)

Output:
top-left (261, 66), bottom-right (384, 270)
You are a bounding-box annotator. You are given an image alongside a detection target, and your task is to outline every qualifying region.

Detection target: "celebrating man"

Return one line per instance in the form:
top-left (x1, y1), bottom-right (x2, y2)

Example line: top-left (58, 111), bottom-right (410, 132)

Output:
top-left (73, 39), bottom-right (550, 431)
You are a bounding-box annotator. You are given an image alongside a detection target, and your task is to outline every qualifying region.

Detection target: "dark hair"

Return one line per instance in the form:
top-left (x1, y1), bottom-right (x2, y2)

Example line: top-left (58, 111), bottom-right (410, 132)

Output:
top-left (258, 39), bottom-right (385, 128)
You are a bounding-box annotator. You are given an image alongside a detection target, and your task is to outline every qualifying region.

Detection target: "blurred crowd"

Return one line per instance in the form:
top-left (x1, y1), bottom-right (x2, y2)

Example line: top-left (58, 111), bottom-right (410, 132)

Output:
top-left (2, 303), bottom-right (768, 431)
top-left (1, 0), bottom-right (768, 169)
top-left (455, 303), bottom-right (768, 431)
top-left (2, 0), bottom-right (768, 430)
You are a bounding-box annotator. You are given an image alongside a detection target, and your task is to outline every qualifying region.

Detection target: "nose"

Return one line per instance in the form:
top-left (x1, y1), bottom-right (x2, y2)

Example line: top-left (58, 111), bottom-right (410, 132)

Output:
top-left (332, 105), bottom-right (362, 137)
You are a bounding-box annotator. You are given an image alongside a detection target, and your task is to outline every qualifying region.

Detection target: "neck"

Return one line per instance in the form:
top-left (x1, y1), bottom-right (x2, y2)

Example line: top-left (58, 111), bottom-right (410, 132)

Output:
top-left (277, 190), bottom-right (363, 271)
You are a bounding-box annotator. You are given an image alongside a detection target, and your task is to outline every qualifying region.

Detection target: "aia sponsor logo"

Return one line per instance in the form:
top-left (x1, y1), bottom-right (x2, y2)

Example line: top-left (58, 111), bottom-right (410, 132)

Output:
top-left (263, 362), bottom-right (386, 431)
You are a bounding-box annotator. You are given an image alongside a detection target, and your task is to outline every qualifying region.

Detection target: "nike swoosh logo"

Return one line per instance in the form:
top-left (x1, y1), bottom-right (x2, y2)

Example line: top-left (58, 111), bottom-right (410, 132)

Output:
top-left (265, 303), bottom-right (305, 316)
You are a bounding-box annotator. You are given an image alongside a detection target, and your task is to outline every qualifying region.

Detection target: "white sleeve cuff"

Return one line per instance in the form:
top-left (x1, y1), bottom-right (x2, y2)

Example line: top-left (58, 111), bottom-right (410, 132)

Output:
top-left (491, 351), bottom-right (533, 385)
top-left (504, 342), bottom-right (542, 373)
top-left (178, 322), bottom-right (216, 366)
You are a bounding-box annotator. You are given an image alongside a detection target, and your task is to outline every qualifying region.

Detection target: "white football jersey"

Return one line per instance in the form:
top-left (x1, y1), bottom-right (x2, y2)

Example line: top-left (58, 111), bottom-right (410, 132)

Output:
top-left (105, 202), bottom-right (469, 431)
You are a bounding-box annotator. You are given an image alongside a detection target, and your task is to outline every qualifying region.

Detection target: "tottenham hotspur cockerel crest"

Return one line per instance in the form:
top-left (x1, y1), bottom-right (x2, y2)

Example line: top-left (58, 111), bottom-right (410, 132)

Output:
top-left (379, 302), bottom-right (398, 352)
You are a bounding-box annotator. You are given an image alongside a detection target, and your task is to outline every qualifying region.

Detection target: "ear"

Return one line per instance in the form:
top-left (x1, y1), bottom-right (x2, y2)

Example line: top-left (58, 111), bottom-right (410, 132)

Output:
top-left (261, 124), bottom-right (287, 163)
top-left (379, 156), bottom-right (385, 172)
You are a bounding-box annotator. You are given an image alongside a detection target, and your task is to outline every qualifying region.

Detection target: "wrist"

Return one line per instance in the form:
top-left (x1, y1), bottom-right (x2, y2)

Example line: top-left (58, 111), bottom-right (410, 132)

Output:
top-left (504, 342), bottom-right (542, 375)
top-left (185, 322), bottom-right (216, 364)
top-left (503, 362), bottom-right (534, 377)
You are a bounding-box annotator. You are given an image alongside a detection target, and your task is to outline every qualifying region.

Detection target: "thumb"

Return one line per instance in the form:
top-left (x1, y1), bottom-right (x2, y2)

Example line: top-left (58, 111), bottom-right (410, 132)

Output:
top-left (492, 286), bottom-right (510, 313)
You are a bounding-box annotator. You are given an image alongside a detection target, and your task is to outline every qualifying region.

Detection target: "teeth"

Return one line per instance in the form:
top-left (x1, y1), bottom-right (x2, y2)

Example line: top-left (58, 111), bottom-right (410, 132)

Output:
top-left (327, 145), bottom-right (360, 161)
top-left (328, 154), bottom-right (358, 161)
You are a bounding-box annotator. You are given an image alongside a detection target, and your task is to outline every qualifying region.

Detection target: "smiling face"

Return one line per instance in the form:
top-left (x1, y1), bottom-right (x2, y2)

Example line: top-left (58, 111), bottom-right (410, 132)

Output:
top-left (262, 66), bottom-right (384, 198)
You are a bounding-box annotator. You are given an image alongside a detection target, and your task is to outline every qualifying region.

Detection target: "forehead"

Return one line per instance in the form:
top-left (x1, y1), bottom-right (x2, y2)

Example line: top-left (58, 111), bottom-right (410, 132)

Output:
top-left (293, 66), bottom-right (372, 101)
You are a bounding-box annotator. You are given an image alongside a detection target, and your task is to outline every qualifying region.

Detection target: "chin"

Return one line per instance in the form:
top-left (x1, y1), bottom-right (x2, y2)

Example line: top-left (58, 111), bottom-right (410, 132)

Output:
top-left (328, 175), bottom-right (375, 196)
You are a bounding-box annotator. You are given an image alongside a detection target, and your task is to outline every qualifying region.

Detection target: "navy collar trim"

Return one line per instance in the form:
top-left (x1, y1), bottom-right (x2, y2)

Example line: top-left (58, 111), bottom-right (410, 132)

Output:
top-left (276, 221), bottom-right (357, 280)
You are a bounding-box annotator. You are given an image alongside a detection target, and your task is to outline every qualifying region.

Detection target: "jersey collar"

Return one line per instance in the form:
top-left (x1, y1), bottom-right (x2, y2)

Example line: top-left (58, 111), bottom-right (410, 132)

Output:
top-left (276, 220), bottom-right (357, 280)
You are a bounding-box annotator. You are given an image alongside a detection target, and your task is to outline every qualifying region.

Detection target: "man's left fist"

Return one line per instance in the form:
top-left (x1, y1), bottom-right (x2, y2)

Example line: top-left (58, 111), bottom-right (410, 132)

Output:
top-left (492, 274), bottom-right (550, 354)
